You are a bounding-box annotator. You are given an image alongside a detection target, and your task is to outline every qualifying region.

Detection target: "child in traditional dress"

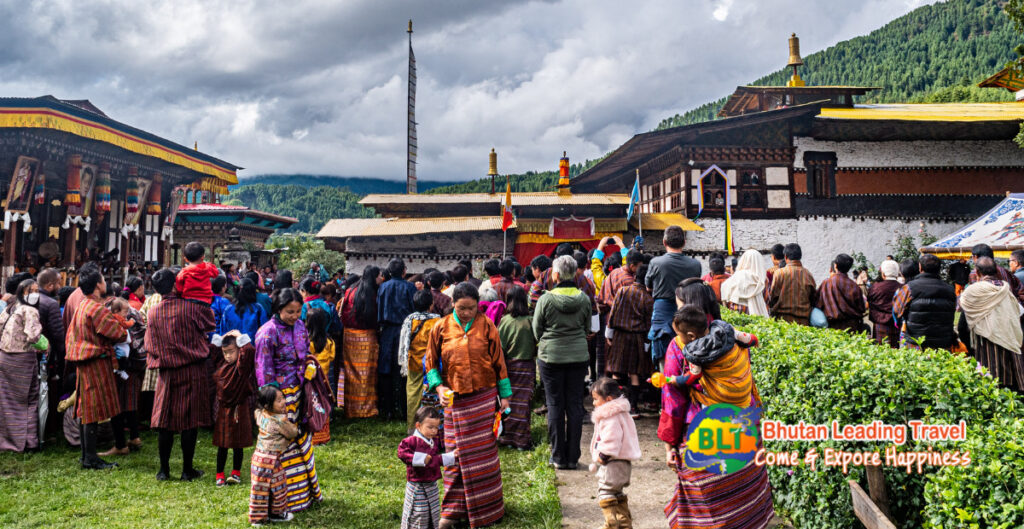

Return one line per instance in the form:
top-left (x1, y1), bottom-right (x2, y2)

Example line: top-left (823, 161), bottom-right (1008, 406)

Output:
top-left (175, 241), bottom-right (218, 305)
top-left (213, 331), bottom-right (255, 487)
top-left (305, 308), bottom-right (336, 445)
top-left (667, 306), bottom-right (758, 407)
top-left (105, 297), bottom-right (136, 381)
top-left (588, 378), bottom-right (641, 529)
top-left (249, 385), bottom-right (297, 525)
top-left (397, 407), bottom-right (458, 529)
top-left (398, 290), bottom-right (440, 434)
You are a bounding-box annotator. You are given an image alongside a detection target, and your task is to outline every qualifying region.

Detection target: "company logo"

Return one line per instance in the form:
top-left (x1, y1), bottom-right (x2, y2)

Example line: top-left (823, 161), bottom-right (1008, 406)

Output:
top-left (684, 403), bottom-right (762, 475)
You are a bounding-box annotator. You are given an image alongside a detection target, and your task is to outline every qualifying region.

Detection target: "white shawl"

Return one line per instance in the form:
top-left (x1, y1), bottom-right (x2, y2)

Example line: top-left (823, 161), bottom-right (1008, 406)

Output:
top-left (720, 249), bottom-right (769, 317)
top-left (959, 280), bottom-right (1023, 354)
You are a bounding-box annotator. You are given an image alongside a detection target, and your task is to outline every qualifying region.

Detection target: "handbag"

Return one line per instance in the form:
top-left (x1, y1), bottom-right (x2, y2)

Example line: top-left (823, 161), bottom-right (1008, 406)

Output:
top-left (809, 307), bottom-right (828, 328)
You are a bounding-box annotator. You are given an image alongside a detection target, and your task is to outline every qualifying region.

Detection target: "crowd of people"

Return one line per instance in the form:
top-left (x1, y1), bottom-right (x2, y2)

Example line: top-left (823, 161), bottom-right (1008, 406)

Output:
top-left (1, 227), bottom-right (1018, 529)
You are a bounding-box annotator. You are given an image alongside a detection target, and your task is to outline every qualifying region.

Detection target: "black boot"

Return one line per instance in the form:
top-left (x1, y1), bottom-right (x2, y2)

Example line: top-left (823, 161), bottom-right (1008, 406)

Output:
top-left (628, 385), bottom-right (640, 418)
top-left (81, 423), bottom-right (116, 470)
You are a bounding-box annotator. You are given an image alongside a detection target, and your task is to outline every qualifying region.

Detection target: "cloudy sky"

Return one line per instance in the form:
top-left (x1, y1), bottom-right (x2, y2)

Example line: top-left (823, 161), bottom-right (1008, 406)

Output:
top-left (0, 0), bottom-right (934, 181)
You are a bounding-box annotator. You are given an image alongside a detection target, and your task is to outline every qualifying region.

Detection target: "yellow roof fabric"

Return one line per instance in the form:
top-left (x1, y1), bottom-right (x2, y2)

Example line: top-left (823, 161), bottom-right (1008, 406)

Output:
top-left (629, 213), bottom-right (704, 232)
top-left (819, 103), bottom-right (1024, 122)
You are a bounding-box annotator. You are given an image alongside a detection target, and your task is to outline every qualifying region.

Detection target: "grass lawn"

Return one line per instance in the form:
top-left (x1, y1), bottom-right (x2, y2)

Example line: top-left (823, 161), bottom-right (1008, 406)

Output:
top-left (0, 415), bottom-right (561, 529)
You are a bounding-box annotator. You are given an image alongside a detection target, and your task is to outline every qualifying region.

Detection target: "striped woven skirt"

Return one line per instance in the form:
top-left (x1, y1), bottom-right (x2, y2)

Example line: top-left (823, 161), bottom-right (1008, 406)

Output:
top-left (498, 359), bottom-right (534, 449)
top-left (280, 384), bottom-right (323, 512)
top-left (141, 368), bottom-right (158, 392)
top-left (248, 448), bottom-right (288, 524)
top-left (665, 459), bottom-right (774, 529)
top-left (402, 481), bottom-right (441, 529)
top-left (442, 387), bottom-right (504, 528)
top-left (76, 356), bottom-right (120, 425)
top-left (973, 336), bottom-right (1024, 392)
top-left (606, 330), bottom-right (654, 378)
top-left (0, 352), bottom-right (39, 452)
top-left (116, 370), bottom-right (142, 412)
top-left (151, 361), bottom-right (211, 432)
top-left (342, 328), bottom-right (379, 418)
top-left (312, 424), bottom-right (330, 446)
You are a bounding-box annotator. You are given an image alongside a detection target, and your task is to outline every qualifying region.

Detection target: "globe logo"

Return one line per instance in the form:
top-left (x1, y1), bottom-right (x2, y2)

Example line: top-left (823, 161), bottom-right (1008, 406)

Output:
top-left (684, 403), bottom-right (762, 475)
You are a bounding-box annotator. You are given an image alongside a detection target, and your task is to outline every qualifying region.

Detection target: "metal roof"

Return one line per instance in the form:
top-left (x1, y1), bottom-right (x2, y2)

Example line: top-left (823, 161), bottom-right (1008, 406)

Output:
top-left (317, 216), bottom-right (514, 239)
top-left (360, 192), bottom-right (630, 207)
top-left (176, 203), bottom-right (297, 227)
top-left (818, 103), bottom-right (1024, 122)
top-left (0, 96), bottom-right (240, 184)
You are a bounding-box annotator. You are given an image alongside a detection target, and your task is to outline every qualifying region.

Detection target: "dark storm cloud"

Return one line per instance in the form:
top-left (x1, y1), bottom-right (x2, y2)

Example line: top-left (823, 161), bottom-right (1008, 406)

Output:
top-left (0, 0), bottom-right (931, 180)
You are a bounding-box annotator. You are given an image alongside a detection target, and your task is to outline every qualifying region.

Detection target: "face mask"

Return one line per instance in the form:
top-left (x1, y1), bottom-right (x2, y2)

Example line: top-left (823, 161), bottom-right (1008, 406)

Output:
top-left (25, 293), bottom-right (39, 306)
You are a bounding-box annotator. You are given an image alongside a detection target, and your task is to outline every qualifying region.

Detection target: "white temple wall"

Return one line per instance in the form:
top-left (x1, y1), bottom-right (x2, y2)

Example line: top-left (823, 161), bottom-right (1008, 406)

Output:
top-left (684, 217), bottom-right (963, 280)
top-left (793, 137), bottom-right (1024, 169)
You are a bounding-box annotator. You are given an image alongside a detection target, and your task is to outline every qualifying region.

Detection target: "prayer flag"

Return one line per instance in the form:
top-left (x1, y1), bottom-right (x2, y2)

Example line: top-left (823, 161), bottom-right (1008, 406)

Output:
top-left (502, 179), bottom-right (514, 231)
top-left (626, 173), bottom-right (640, 220)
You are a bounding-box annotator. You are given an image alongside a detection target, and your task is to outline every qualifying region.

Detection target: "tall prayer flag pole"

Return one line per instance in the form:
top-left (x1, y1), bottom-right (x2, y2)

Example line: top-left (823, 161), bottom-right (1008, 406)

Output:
top-left (498, 149), bottom-right (514, 259)
top-left (406, 20), bottom-right (417, 194)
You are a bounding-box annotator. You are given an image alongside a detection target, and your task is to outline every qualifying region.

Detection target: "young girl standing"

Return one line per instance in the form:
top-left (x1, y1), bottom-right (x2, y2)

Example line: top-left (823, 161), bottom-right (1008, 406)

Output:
top-left (589, 378), bottom-right (641, 529)
top-left (497, 285), bottom-right (537, 450)
top-left (213, 331), bottom-right (256, 487)
top-left (305, 308), bottom-right (336, 445)
top-left (249, 385), bottom-right (297, 525)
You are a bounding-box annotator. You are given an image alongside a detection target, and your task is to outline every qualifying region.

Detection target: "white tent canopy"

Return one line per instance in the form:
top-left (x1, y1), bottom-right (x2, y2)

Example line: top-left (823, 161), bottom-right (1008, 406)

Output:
top-left (922, 193), bottom-right (1024, 259)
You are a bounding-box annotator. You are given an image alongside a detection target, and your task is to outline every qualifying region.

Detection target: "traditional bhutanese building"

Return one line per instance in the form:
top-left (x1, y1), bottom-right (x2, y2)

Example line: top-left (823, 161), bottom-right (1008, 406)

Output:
top-left (570, 34), bottom-right (1024, 278)
top-left (0, 95), bottom-right (281, 281)
top-left (173, 198), bottom-right (297, 254)
top-left (318, 151), bottom-right (701, 274)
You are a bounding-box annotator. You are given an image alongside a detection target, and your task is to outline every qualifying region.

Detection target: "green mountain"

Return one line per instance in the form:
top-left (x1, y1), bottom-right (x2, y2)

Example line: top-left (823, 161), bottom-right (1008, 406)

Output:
top-left (233, 174), bottom-right (458, 195)
top-left (222, 184), bottom-right (377, 233)
top-left (657, 0), bottom-right (1019, 129)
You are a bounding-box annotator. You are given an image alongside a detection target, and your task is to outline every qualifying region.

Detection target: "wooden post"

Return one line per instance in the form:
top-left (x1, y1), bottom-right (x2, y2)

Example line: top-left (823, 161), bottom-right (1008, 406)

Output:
top-left (865, 465), bottom-right (891, 519)
top-left (2, 221), bottom-right (16, 284)
top-left (850, 471), bottom-right (897, 529)
top-left (63, 225), bottom-right (78, 268)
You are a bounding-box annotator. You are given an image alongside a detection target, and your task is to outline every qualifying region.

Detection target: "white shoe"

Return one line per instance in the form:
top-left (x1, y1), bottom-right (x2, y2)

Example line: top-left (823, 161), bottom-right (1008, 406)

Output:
top-left (270, 513), bottom-right (294, 523)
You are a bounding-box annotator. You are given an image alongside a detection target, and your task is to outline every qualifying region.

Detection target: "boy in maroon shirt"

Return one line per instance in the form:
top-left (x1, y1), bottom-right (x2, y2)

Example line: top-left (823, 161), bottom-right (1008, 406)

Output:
top-left (397, 407), bottom-right (459, 529)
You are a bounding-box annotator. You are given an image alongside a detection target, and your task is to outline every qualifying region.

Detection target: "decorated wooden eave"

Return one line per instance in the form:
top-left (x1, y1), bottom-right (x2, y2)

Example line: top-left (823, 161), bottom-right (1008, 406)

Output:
top-left (0, 96), bottom-right (240, 190)
top-left (978, 59), bottom-right (1024, 95)
top-left (175, 203), bottom-right (298, 231)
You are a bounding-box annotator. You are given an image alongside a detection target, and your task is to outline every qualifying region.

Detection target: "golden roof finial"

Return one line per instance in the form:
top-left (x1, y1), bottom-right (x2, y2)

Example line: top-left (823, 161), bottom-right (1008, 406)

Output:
top-left (408, 20), bottom-right (413, 33)
top-left (786, 33), bottom-right (805, 87)
top-left (488, 148), bottom-right (498, 176)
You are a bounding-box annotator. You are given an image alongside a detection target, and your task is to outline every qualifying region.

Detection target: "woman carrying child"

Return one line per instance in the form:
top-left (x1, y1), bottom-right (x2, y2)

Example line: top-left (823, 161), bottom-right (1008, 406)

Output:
top-left (658, 303), bottom-right (773, 529)
top-left (99, 296), bottom-right (146, 456)
top-left (249, 385), bottom-right (298, 525)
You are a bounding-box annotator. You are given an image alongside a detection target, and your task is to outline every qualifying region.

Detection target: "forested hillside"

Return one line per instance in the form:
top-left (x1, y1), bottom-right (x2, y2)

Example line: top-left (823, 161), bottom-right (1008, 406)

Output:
top-left (233, 175), bottom-right (456, 195)
top-left (657, 0), bottom-right (1019, 129)
top-left (424, 157), bottom-right (603, 194)
top-left (222, 184), bottom-right (376, 233)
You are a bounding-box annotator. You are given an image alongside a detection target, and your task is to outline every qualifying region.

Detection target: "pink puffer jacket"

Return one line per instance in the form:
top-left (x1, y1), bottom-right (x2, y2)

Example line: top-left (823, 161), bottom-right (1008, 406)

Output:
top-left (590, 396), bottom-right (642, 462)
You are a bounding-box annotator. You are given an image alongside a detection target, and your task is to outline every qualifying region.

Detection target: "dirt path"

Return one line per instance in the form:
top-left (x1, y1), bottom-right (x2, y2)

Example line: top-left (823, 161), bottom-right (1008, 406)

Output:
top-left (554, 413), bottom-right (790, 529)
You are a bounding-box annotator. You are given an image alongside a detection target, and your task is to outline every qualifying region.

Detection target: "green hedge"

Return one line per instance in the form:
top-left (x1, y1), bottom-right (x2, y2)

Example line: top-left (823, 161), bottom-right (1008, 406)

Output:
top-left (724, 311), bottom-right (1024, 529)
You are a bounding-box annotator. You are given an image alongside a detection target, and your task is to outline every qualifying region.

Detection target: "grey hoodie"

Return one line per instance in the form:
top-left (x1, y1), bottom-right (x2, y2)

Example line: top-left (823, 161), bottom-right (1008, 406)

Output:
top-left (532, 285), bottom-right (592, 364)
